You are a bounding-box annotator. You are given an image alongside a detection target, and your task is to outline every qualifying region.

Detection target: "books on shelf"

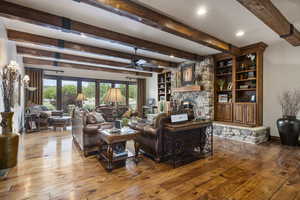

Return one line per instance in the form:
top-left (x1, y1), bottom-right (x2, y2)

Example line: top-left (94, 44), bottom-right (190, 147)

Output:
top-left (218, 94), bottom-right (228, 103)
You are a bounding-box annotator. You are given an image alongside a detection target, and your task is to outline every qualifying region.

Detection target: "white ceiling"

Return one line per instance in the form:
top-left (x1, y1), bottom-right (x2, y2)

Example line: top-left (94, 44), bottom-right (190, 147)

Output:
top-left (2, 0), bottom-right (300, 74)
top-left (137, 0), bottom-right (286, 47)
top-left (272, 0), bottom-right (300, 29)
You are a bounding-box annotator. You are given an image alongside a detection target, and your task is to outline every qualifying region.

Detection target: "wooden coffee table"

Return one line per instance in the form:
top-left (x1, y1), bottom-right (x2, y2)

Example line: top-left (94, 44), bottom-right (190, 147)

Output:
top-left (98, 127), bottom-right (140, 172)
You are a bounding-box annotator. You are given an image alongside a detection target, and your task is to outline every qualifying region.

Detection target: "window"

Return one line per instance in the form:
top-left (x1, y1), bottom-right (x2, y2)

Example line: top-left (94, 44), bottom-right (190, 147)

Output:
top-left (115, 83), bottom-right (127, 105)
top-left (82, 81), bottom-right (95, 111)
top-left (99, 83), bottom-right (112, 105)
top-left (43, 79), bottom-right (57, 110)
top-left (62, 80), bottom-right (77, 113)
top-left (128, 84), bottom-right (137, 110)
top-left (42, 76), bottom-right (137, 112)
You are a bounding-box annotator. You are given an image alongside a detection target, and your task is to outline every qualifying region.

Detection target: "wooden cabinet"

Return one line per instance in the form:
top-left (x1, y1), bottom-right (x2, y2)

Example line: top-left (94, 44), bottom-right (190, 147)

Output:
top-left (233, 103), bottom-right (257, 126)
top-left (215, 103), bottom-right (233, 122)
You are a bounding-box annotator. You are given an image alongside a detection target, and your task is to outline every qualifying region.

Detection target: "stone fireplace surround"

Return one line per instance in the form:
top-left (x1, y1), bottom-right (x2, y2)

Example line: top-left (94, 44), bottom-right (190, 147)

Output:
top-left (170, 57), bottom-right (214, 120)
top-left (169, 56), bottom-right (268, 144)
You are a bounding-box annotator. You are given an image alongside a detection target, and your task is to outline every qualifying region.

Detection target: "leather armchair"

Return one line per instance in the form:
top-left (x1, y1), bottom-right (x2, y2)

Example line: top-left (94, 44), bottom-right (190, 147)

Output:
top-left (72, 109), bottom-right (113, 156)
top-left (132, 113), bottom-right (169, 162)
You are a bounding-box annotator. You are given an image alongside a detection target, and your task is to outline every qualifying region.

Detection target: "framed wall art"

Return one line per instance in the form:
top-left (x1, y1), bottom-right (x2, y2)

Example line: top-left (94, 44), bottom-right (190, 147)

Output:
top-left (181, 63), bottom-right (195, 86)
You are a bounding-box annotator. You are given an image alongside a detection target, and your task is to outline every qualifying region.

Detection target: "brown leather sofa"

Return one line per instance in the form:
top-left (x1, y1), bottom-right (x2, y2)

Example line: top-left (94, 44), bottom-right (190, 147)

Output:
top-left (129, 113), bottom-right (169, 162)
top-left (71, 108), bottom-right (113, 156)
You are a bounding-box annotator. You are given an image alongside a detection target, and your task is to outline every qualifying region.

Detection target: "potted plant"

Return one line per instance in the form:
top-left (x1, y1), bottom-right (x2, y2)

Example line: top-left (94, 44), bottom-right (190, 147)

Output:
top-left (277, 90), bottom-right (300, 146)
top-left (0, 61), bottom-right (29, 169)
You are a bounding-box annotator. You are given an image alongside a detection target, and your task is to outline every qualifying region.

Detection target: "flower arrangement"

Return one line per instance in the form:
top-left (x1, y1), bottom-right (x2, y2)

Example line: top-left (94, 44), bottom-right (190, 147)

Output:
top-left (279, 90), bottom-right (300, 117)
top-left (1, 61), bottom-right (21, 112)
top-left (0, 61), bottom-right (30, 112)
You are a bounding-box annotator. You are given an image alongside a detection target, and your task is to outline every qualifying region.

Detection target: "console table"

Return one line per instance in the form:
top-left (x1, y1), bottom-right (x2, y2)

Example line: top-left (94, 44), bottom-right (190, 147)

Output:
top-left (163, 120), bottom-right (213, 168)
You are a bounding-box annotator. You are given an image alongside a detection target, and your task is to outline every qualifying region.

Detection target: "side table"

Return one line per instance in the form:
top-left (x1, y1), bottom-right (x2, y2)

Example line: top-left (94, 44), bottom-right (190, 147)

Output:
top-left (98, 127), bottom-right (140, 172)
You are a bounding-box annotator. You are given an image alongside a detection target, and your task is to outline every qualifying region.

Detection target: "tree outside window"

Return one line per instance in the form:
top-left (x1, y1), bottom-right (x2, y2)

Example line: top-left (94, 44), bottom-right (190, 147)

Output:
top-left (82, 81), bottom-right (95, 111)
top-left (43, 79), bottom-right (57, 110)
top-left (62, 80), bottom-right (77, 113)
top-left (129, 84), bottom-right (137, 110)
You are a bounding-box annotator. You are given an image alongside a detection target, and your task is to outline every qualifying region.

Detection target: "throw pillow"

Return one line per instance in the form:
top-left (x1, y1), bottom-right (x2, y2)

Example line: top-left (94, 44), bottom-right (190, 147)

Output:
top-left (86, 113), bottom-right (97, 124)
top-left (93, 112), bottom-right (105, 123)
top-left (122, 110), bottom-right (132, 118)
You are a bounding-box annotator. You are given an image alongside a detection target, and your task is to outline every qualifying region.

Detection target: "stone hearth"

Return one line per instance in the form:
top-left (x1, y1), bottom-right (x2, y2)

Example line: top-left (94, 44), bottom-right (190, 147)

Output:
top-left (213, 122), bottom-right (269, 144)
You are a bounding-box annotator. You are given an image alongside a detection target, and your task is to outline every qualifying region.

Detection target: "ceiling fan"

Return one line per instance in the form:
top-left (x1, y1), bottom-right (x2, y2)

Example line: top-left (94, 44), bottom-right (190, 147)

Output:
top-left (125, 47), bottom-right (158, 70)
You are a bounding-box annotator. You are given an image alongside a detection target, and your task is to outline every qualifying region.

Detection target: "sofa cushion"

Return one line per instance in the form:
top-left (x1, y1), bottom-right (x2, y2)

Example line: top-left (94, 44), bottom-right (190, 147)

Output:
top-left (94, 112), bottom-right (105, 123)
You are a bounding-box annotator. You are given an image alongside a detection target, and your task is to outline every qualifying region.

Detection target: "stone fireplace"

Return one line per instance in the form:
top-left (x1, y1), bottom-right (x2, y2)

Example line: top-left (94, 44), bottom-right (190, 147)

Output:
top-left (171, 57), bottom-right (214, 120)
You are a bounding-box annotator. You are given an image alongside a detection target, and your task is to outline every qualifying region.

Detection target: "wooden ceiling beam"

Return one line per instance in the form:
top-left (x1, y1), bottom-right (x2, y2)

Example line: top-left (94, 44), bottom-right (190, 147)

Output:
top-left (8, 29), bottom-right (176, 68)
top-left (23, 57), bottom-right (152, 77)
top-left (0, 1), bottom-right (198, 60)
top-left (237, 0), bottom-right (300, 46)
top-left (78, 0), bottom-right (241, 55)
top-left (17, 46), bottom-right (163, 73)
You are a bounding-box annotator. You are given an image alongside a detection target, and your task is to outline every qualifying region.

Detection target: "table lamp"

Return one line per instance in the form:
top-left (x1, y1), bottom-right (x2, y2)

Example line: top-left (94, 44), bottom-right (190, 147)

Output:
top-left (76, 93), bottom-right (86, 107)
top-left (103, 88), bottom-right (125, 120)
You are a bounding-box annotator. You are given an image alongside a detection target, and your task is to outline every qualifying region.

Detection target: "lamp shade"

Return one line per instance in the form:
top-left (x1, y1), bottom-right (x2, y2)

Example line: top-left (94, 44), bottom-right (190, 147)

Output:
top-left (103, 88), bottom-right (125, 103)
top-left (76, 93), bottom-right (86, 101)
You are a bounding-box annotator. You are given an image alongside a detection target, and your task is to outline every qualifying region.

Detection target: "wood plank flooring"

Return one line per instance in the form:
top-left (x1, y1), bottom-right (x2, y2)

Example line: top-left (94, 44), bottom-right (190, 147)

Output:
top-left (0, 130), bottom-right (300, 200)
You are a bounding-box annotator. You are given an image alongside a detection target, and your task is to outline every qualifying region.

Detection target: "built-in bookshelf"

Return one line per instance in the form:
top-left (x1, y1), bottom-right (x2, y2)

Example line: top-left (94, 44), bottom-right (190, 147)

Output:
top-left (158, 71), bottom-right (172, 101)
top-left (236, 53), bottom-right (257, 103)
top-left (215, 58), bottom-right (233, 104)
top-left (214, 42), bottom-right (267, 127)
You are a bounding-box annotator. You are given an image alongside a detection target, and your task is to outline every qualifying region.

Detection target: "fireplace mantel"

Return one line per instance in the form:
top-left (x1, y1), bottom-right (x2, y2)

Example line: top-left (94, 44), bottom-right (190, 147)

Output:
top-left (172, 85), bottom-right (202, 93)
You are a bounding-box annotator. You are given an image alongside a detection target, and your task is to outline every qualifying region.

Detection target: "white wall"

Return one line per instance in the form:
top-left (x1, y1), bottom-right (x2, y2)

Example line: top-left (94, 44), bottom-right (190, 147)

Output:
top-left (146, 73), bottom-right (158, 104)
top-left (263, 40), bottom-right (300, 137)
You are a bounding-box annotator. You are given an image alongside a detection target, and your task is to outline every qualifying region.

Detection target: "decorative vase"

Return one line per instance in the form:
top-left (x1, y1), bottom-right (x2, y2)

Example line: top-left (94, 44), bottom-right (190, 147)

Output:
top-left (0, 112), bottom-right (19, 169)
top-left (277, 116), bottom-right (300, 146)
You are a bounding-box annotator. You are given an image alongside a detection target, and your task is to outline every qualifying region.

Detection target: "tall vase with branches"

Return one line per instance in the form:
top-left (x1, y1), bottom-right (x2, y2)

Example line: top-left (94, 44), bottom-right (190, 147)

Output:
top-left (277, 90), bottom-right (300, 146)
top-left (0, 60), bottom-right (29, 169)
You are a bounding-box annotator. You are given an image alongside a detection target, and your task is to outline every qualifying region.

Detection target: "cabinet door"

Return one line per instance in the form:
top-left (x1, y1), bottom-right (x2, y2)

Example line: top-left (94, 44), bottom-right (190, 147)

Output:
top-left (244, 103), bottom-right (257, 126)
top-left (215, 104), bottom-right (224, 121)
top-left (223, 103), bottom-right (233, 122)
top-left (234, 104), bottom-right (244, 124)
top-left (216, 103), bottom-right (232, 122)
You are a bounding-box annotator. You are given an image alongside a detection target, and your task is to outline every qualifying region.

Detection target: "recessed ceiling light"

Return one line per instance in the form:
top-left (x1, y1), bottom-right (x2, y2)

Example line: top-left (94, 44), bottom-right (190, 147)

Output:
top-left (236, 31), bottom-right (245, 37)
top-left (197, 7), bottom-right (207, 16)
top-left (80, 33), bottom-right (87, 38)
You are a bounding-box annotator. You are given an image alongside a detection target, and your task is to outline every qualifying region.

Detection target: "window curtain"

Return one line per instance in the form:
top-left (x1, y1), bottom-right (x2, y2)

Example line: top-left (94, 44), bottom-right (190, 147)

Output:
top-left (137, 78), bottom-right (146, 116)
top-left (25, 68), bottom-right (43, 106)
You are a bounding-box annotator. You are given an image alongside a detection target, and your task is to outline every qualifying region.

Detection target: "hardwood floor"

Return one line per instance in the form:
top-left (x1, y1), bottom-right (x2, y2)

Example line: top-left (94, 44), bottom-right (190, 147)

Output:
top-left (0, 130), bottom-right (300, 200)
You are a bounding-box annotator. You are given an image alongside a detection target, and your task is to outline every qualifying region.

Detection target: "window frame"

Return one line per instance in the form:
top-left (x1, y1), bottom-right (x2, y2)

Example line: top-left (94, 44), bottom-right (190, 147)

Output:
top-left (44, 75), bottom-right (136, 111)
